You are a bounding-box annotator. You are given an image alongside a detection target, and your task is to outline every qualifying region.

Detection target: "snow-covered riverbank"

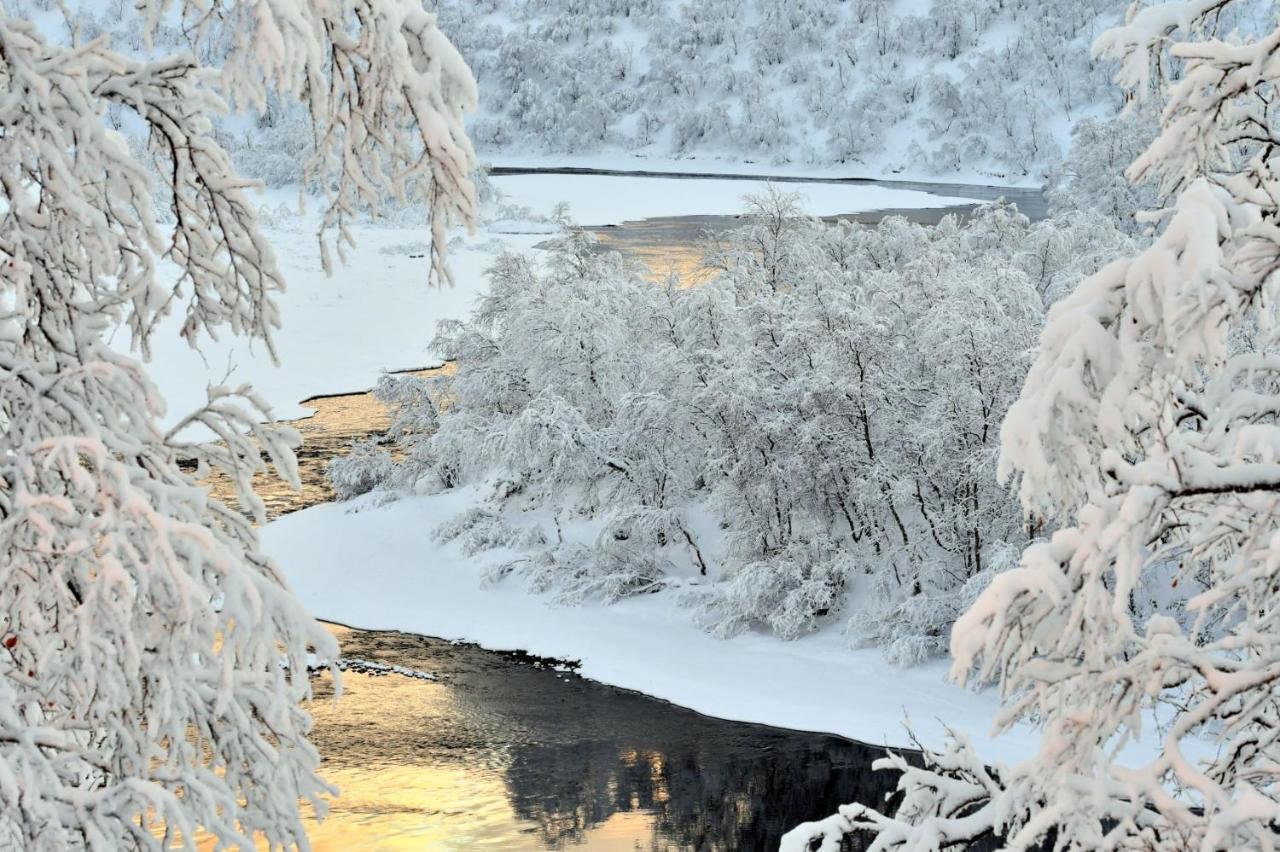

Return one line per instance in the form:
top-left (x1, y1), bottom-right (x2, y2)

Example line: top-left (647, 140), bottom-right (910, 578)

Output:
top-left (263, 486), bottom-right (1034, 761)
top-left (245, 170), bottom-right (1215, 781)
top-left (189, 170), bottom-right (1042, 758)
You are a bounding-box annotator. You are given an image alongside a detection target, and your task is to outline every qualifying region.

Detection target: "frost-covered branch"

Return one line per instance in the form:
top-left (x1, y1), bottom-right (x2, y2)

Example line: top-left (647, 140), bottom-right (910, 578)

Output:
top-left (797, 3), bottom-right (1280, 848)
top-left (0, 2), bottom-right (476, 847)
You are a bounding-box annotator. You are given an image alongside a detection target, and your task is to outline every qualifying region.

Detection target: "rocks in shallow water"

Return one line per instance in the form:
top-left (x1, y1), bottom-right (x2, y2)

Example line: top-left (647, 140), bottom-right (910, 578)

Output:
top-left (500, 648), bottom-right (581, 673)
top-left (307, 657), bottom-right (438, 681)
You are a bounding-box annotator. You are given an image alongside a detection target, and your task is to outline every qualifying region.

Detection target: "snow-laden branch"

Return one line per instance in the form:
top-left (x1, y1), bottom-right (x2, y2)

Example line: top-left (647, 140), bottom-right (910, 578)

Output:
top-left (793, 3), bottom-right (1280, 849)
top-left (0, 2), bottom-right (476, 847)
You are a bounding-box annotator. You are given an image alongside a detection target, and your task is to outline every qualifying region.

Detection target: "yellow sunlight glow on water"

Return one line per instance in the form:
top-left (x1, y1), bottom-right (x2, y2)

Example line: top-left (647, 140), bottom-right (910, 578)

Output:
top-left (593, 230), bottom-right (719, 287)
top-left (185, 625), bottom-right (673, 850)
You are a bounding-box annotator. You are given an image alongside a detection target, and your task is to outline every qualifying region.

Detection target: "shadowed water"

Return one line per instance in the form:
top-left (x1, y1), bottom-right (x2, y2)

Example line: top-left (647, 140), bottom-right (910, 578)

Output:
top-left (198, 373), bottom-right (910, 850)
top-left (297, 626), bottom-right (911, 851)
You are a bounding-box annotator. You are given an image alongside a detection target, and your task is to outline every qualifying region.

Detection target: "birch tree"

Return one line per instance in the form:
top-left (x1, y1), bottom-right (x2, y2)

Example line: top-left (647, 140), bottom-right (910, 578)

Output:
top-left (784, 2), bottom-right (1280, 849)
top-left (0, 1), bottom-right (475, 847)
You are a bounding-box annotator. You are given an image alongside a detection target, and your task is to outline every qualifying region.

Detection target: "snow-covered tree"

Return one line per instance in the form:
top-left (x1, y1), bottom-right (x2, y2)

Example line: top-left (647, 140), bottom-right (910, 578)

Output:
top-left (1047, 105), bottom-right (1161, 233)
top-left (0, 2), bottom-right (475, 848)
top-left (784, 2), bottom-right (1280, 849)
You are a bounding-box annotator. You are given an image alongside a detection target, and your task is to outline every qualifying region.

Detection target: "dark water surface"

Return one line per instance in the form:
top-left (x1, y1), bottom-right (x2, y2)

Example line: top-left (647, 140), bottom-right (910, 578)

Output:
top-left (303, 626), bottom-right (906, 851)
top-left (214, 385), bottom-right (905, 850)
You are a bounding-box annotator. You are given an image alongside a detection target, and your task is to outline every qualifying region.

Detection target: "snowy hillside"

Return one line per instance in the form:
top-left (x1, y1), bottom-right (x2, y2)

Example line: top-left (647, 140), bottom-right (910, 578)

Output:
top-left (46, 0), bottom-right (1278, 183)
top-left (438, 0), bottom-right (1126, 179)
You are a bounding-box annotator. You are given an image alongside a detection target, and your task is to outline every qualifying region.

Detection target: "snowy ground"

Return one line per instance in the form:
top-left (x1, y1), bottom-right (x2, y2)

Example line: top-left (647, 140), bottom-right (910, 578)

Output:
top-left (134, 174), bottom-right (980, 424)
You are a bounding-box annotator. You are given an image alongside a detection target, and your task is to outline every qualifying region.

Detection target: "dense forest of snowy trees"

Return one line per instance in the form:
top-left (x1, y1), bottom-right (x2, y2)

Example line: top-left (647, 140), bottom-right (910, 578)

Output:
top-left (44, 0), bottom-right (1277, 178)
top-left (444, 0), bottom-right (1124, 176)
top-left (331, 188), bottom-right (1134, 661)
top-left (291, 0), bottom-right (1267, 177)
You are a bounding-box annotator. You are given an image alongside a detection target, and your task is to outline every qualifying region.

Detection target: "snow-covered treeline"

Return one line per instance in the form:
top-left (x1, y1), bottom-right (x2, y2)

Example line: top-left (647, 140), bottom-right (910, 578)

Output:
top-left (390, 0), bottom-right (1276, 178)
top-left (446, 0), bottom-right (1122, 177)
top-left (47, 0), bottom-right (1277, 184)
top-left (42, 0), bottom-right (1249, 179)
top-left (332, 196), bottom-right (1131, 661)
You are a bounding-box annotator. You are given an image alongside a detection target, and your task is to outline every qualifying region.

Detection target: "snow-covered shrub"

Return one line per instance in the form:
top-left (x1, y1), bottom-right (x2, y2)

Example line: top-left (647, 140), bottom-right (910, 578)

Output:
top-left (328, 439), bottom-right (396, 500)
top-left (488, 540), bottom-right (667, 604)
top-left (374, 373), bottom-right (441, 444)
top-left (435, 506), bottom-right (547, 557)
top-left (1017, 208), bottom-right (1136, 305)
top-left (327, 372), bottom-right (447, 499)
top-left (854, 549), bottom-right (1016, 667)
top-left (216, 98), bottom-right (315, 187)
top-left (687, 547), bottom-right (854, 641)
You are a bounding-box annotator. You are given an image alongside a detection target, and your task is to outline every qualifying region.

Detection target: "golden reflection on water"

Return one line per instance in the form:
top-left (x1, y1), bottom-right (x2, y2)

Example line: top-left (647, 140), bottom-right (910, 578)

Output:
top-left (592, 229), bottom-right (718, 287)
top-left (190, 233), bottom-right (715, 847)
top-left (298, 665), bottom-right (529, 851)
top-left (201, 364), bottom-right (454, 520)
top-left (276, 626), bottom-right (668, 851)
top-left (183, 229), bottom-right (870, 850)
top-left (292, 770), bottom-right (664, 851)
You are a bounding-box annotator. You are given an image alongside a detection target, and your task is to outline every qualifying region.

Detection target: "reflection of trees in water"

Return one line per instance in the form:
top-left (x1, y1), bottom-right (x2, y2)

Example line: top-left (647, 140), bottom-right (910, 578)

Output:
top-left (502, 730), bottom-right (908, 851)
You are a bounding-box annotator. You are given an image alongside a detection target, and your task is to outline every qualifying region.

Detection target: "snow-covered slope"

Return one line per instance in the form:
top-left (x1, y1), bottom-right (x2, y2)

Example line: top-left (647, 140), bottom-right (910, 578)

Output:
top-left (263, 486), bottom-right (1214, 774)
top-left (263, 487), bottom-right (1031, 760)
top-left (436, 0), bottom-right (1127, 180)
